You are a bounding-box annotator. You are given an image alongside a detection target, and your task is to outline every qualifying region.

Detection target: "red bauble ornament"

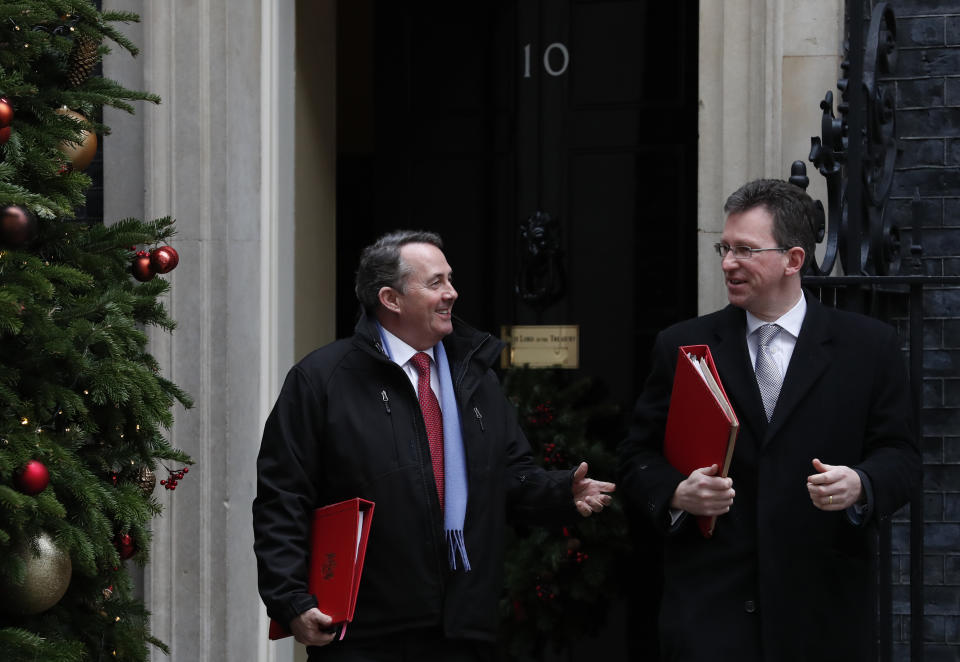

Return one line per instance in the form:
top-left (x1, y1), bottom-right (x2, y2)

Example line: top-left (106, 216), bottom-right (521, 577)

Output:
top-left (0, 126), bottom-right (10, 145)
top-left (131, 253), bottom-right (155, 282)
top-left (0, 205), bottom-right (36, 247)
top-left (0, 98), bottom-right (12, 128)
top-left (114, 533), bottom-right (136, 560)
top-left (15, 460), bottom-right (50, 495)
top-left (149, 246), bottom-right (179, 274)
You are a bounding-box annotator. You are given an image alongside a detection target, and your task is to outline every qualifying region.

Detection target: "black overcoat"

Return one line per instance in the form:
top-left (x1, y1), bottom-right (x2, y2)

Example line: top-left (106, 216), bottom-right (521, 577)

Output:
top-left (619, 294), bottom-right (920, 661)
top-left (253, 314), bottom-right (576, 644)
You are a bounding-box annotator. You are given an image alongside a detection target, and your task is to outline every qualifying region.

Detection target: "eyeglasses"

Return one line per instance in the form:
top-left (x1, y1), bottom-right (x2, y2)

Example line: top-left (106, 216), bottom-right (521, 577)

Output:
top-left (713, 243), bottom-right (789, 260)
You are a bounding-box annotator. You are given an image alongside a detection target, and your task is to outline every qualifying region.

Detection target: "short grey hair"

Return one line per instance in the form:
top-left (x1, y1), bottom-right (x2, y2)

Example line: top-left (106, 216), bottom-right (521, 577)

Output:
top-left (723, 179), bottom-right (818, 272)
top-left (355, 230), bottom-right (444, 314)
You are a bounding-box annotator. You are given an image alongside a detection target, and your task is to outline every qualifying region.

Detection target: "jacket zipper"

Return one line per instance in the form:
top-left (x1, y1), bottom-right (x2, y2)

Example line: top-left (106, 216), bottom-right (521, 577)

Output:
top-left (454, 334), bottom-right (491, 391)
top-left (473, 406), bottom-right (485, 431)
top-left (380, 389), bottom-right (391, 414)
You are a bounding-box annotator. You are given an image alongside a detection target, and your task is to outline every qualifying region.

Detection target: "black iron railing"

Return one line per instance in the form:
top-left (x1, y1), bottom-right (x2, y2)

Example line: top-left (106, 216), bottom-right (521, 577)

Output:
top-left (794, 2), bottom-right (960, 660)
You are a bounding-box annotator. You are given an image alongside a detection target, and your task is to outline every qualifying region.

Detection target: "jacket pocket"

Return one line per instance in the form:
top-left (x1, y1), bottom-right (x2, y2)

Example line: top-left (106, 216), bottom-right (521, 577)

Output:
top-left (326, 386), bottom-right (406, 485)
top-left (463, 401), bottom-right (492, 475)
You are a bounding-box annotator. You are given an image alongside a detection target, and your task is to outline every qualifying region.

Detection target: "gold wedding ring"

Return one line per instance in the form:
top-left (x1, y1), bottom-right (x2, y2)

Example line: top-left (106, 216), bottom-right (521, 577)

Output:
top-left (828, 495), bottom-right (833, 505)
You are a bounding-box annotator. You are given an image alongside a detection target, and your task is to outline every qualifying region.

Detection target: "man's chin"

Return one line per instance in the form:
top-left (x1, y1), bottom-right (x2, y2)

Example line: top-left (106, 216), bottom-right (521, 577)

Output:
top-left (428, 321), bottom-right (454, 343)
top-left (726, 291), bottom-right (748, 310)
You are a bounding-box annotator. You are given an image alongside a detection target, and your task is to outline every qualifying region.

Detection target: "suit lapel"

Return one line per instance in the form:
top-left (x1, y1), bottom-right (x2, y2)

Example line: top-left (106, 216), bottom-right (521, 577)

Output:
top-left (764, 294), bottom-right (832, 442)
top-left (710, 306), bottom-right (768, 441)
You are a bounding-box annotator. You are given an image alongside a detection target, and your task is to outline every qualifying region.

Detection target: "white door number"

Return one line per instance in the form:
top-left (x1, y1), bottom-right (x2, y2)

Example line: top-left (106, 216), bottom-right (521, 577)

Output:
top-left (523, 42), bottom-right (570, 78)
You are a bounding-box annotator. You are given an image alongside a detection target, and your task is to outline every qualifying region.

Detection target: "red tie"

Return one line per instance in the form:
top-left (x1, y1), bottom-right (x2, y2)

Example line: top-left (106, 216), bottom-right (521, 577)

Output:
top-left (411, 352), bottom-right (444, 509)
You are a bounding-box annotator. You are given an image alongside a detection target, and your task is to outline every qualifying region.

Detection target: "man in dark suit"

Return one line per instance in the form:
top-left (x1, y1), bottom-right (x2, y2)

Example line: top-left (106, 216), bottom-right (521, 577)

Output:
top-left (618, 179), bottom-right (920, 661)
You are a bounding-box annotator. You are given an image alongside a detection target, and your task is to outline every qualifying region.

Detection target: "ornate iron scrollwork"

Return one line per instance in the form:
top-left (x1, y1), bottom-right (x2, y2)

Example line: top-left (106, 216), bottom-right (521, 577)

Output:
top-left (516, 211), bottom-right (565, 311)
top-left (802, 2), bottom-right (900, 277)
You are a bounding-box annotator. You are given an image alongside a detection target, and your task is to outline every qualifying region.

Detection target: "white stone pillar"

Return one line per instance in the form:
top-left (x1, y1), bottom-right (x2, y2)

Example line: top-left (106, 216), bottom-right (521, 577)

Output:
top-left (697, 0), bottom-right (842, 313)
top-left (103, 1), bottom-right (296, 661)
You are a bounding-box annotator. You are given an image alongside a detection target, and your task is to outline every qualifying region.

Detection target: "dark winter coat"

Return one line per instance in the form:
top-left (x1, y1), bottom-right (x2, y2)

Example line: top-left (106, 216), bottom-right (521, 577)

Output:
top-left (253, 313), bottom-right (575, 643)
top-left (618, 294), bottom-right (920, 661)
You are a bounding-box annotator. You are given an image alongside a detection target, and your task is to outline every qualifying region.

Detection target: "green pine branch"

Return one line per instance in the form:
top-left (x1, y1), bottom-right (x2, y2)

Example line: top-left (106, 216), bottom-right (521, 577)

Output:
top-left (498, 368), bottom-right (630, 661)
top-left (0, 3), bottom-right (191, 659)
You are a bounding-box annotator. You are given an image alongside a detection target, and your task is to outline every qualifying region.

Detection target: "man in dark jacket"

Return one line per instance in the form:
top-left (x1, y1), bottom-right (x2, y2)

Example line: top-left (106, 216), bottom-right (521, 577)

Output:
top-left (618, 179), bottom-right (920, 661)
top-left (253, 230), bottom-right (615, 661)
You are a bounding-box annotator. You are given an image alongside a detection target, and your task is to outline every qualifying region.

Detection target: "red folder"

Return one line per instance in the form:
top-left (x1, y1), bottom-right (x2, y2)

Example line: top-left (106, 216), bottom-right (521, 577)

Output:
top-left (664, 345), bottom-right (739, 538)
top-left (268, 498), bottom-right (375, 640)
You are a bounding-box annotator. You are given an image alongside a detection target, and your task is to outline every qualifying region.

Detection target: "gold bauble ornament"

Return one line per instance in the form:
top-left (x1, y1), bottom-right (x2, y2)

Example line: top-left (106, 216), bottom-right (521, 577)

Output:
top-left (55, 107), bottom-right (97, 171)
top-left (2, 532), bottom-right (72, 614)
top-left (137, 466), bottom-right (156, 496)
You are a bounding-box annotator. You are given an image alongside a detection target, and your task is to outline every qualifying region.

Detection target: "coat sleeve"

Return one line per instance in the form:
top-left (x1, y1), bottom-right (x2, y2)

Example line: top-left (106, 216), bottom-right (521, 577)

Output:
top-left (252, 365), bottom-right (325, 629)
top-left (852, 325), bottom-right (920, 520)
top-left (617, 330), bottom-right (688, 533)
top-left (493, 371), bottom-right (577, 524)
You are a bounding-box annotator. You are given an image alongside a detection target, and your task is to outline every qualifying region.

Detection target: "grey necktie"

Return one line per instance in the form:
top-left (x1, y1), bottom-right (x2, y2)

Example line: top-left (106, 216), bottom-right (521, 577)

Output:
top-left (754, 324), bottom-right (783, 421)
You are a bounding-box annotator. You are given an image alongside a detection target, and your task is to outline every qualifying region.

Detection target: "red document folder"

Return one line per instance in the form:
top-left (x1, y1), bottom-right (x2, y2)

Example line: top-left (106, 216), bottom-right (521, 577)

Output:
top-left (268, 498), bottom-right (375, 640)
top-left (664, 345), bottom-right (739, 538)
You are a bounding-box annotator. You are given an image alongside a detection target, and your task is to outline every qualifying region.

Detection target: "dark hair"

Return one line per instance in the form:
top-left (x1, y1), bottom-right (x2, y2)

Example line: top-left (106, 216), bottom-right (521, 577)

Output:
top-left (355, 230), bottom-right (444, 313)
top-left (723, 179), bottom-right (817, 272)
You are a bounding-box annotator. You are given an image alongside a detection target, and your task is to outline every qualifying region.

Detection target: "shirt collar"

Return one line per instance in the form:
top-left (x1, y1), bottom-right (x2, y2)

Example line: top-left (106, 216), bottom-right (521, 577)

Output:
top-left (745, 292), bottom-right (807, 339)
top-left (379, 324), bottom-right (435, 366)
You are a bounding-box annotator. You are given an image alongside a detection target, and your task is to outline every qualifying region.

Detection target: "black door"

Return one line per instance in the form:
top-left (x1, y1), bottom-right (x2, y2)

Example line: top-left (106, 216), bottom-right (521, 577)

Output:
top-left (337, 9), bottom-right (696, 654)
top-left (337, 0), bottom-right (697, 412)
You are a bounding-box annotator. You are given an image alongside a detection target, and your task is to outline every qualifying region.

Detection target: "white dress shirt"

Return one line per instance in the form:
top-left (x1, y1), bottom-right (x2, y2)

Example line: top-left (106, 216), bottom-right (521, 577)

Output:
top-left (379, 326), bottom-right (442, 406)
top-left (745, 293), bottom-right (807, 375)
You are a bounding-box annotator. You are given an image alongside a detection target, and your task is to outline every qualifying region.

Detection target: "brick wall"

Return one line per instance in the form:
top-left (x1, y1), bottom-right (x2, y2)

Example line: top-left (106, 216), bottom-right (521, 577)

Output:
top-left (885, 1), bottom-right (960, 659)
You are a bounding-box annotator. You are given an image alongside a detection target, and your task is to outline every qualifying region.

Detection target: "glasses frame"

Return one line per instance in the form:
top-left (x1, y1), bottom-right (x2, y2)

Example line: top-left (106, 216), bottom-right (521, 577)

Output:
top-left (713, 243), bottom-right (790, 260)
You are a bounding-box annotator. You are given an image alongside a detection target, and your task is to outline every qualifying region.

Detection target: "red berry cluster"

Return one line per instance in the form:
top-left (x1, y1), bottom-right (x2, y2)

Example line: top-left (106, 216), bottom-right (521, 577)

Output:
top-left (566, 549), bottom-right (589, 564)
top-left (160, 465), bottom-right (189, 490)
top-left (535, 584), bottom-right (556, 601)
top-left (527, 401), bottom-right (555, 427)
top-left (542, 441), bottom-right (565, 467)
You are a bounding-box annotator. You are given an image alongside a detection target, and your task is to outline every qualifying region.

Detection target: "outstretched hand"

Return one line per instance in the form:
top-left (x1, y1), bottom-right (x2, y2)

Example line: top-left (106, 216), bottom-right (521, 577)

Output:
top-left (571, 461), bottom-right (616, 517)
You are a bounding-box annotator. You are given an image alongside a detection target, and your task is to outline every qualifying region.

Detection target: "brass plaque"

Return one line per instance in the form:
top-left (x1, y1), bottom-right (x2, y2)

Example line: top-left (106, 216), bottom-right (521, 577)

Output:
top-left (501, 325), bottom-right (579, 369)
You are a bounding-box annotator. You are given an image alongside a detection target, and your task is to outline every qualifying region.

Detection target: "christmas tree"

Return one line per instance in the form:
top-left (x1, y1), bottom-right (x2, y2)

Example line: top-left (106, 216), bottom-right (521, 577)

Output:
top-left (499, 368), bottom-right (630, 661)
top-left (0, 3), bottom-right (191, 660)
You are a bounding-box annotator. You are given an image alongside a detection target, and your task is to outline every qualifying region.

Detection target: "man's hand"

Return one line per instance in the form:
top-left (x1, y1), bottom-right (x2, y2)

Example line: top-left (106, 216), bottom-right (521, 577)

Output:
top-left (807, 458), bottom-right (863, 510)
top-left (670, 464), bottom-right (734, 516)
top-left (289, 608), bottom-right (337, 647)
top-left (572, 461), bottom-right (615, 517)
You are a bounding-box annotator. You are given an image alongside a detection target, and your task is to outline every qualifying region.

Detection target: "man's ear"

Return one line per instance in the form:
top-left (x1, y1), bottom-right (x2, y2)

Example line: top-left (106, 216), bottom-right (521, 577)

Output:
top-left (378, 286), bottom-right (401, 313)
top-left (784, 247), bottom-right (806, 276)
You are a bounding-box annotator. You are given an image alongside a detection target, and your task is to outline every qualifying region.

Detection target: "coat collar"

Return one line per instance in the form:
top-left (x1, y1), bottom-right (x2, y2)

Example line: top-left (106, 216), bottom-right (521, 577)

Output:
top-left (352, 309), bottom-right (503, 383)
top-left (709, 293), bottom-right (833, 444)
top-left (707, 305), bottom-right (767, 441)
top-left (764, 293), bottom-right (832, 441)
